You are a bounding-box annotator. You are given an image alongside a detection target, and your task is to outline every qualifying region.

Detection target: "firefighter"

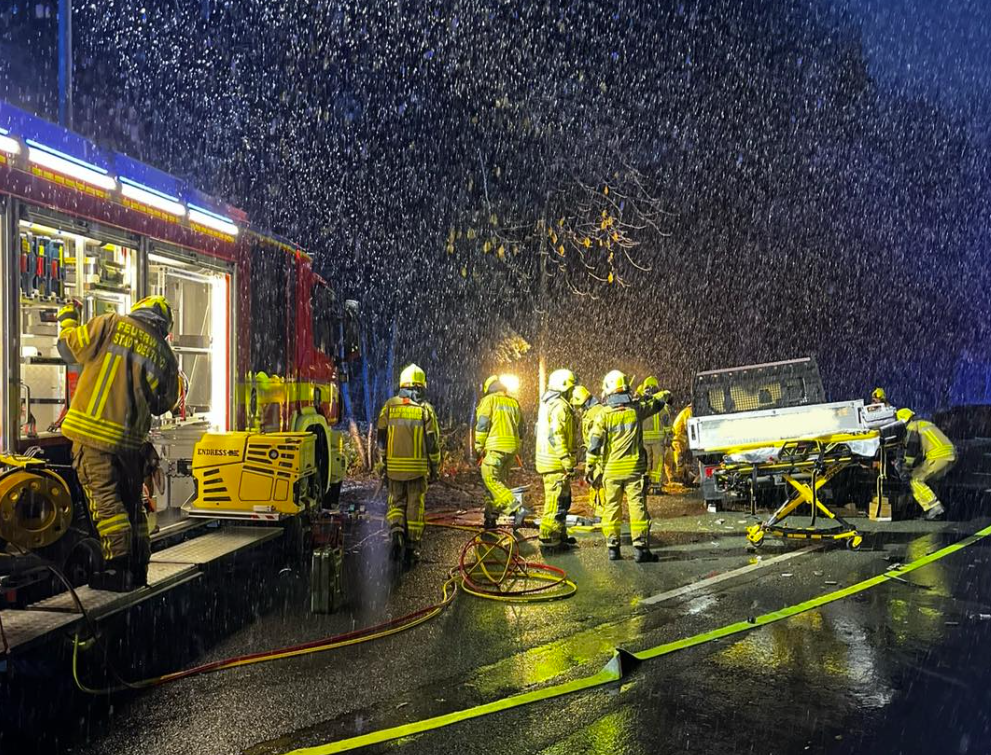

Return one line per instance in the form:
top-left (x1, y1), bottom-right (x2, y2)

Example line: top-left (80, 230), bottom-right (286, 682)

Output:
top-left (637, 376), bottom-right (671, 494)
top-left (896, 408), bottom-right (956, 520)
top-left (377, 364), bottom-right (441, 564)
top-left (535, 368), bottom-right (578, 549)
top-left (57, 296), bottom-right (180, 592)
top-left (474, 375), bottom-right (524, 529)
top-left (571, 384), bottom-right (605, 520)
top-left (671, 403), bottom-right (694, 485)
top-left (870, 387), bottom-right (890, 406)
top-left (586, 370), bottom-right (671, 562)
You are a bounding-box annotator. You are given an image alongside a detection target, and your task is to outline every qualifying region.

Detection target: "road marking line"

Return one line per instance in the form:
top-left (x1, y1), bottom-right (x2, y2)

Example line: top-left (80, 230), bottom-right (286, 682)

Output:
top-left (639, 545), bottom-right (821, 606)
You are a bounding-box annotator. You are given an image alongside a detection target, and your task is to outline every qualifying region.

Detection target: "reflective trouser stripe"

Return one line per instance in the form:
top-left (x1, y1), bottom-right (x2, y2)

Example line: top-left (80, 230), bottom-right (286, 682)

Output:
top-left (387, 477), bottom-right (428, 543)
top-left (601, 475), bottom-right (649, 547)
top-left (73, 445), bottom-right (147, 563)
top-left (480, 450), bottom-right (517, 515)
top-left (539, 472), bottom-right (571, 543)
top-left (644, 441), bottom-right (665, 484)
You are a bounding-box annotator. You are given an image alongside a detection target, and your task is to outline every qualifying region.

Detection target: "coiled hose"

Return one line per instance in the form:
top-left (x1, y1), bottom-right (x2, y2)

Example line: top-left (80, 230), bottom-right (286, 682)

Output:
top-left (73, 519), bottom-right (575, 694)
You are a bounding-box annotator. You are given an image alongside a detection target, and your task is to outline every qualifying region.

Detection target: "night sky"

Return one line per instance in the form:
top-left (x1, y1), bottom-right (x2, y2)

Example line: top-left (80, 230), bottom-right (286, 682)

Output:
top-left (1, 0), bottom-right (988, 415)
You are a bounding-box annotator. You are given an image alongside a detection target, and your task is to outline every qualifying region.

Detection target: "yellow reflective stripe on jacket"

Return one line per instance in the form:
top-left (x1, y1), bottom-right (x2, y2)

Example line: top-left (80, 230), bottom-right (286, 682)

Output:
top-left (589, 403), bottom-right (647, 479)
top-left (912, 420), bottom-right (956, 461)
top-left (95, 354), bottom-right (123, 418)
top-left (63, 409), bottom-right (142, 450)
top-left (475, 393), bottom-right (522, 453)
top-left (642, 410), bottom-right (662, 442)
top-left (85, 354), bottom-right (114, 416)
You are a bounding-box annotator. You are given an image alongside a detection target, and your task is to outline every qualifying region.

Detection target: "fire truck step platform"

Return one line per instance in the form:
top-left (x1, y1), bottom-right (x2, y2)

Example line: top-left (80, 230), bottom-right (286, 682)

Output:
top-left (149, 526), bottom-right (282, 565)
top-left (0, 610), bottom-right (80, 654)
top-left (29, 562), bottom-right (199, 616)
top-left (1, 526), bottom-right (283, 654)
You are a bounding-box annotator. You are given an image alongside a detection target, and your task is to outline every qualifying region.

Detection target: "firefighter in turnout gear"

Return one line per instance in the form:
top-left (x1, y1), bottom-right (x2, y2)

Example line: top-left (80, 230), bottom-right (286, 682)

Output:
top-left (586, 370), bottom-right (671, 562)
top-left (637, 376), bottom-right (672, 494)
top-left (571, 384), bottom-right (605, 520)
top-left (535, 368), bottom-right (578, 548)
top-left (897, 408), bottom-right (957, 520)
top-left (475, 375), bottom-right (524, 528)
top-left (671, 403), bottom-right (694, 486)
top-left (377, 364), bottom-right (441, 564)
top-left (57, 296), bottom-right (180, 592)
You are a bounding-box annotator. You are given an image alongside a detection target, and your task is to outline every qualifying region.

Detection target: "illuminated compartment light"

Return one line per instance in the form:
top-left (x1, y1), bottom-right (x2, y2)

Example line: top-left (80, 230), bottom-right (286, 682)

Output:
top-left (26, 139), bottom-right (116, 191)
top-left (188, 204), bottom-right (239, 236)
top-left (208, 274), bottom-right (230, 431)
top-left (0, 127), bottom-right (20, 155)
top-left (120, 177), bottom-right (186, 216)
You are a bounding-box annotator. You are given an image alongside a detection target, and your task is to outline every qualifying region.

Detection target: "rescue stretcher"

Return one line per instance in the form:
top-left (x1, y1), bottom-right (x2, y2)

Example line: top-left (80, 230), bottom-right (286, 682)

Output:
top-left (714, 432), bottom-right (884, 549)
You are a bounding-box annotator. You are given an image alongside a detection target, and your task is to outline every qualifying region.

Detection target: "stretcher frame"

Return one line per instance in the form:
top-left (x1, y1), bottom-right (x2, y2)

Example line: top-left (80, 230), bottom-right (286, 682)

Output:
top-left (715, 432), bottom-right (881, 550)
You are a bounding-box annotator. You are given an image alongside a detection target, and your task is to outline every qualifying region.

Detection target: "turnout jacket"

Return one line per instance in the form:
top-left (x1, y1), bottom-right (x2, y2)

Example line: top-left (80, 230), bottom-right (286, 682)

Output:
top-left (587, 392), bottom-right (668, 480)
top-left (535, 391), bottom-right (576, 474)
top-left (59, 313), bottom-right (179, 453)
top-left (904, 419), bottom-right (956, 468)
top-left (377, 390), bottom-right (441, 481)
top-left (474, 391), bottom-right (523, 455)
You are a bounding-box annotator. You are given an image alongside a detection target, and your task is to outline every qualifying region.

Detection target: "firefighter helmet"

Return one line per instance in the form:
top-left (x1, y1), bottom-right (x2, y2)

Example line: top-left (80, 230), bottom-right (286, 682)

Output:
top-left (400, 363), bottom-right (427, 389)
top-left (547, 368), bottom-right (576, 393)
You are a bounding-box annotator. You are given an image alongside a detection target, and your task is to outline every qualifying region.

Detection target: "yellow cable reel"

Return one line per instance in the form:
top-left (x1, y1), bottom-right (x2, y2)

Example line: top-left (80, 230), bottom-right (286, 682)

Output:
top-left (0, 467), bottom-right (73, 549)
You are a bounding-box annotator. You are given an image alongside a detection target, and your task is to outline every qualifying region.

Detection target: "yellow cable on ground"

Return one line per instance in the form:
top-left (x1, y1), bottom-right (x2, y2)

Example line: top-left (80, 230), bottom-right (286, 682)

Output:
top-left (278, 522), bottom-right (991, 755)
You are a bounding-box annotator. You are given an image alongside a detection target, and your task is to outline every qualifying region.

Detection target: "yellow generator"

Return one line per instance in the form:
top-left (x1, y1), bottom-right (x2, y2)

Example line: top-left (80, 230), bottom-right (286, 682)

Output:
top-left (183, 432), bottom-right (320, 521)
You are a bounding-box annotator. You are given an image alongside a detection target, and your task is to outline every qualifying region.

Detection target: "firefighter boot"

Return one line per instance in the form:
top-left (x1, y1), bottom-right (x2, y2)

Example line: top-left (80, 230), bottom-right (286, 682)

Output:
top-left (89, 558), bottom-right (138, 592)
top-left (390, 531), bottom-right (405, 562)
top-left (608, 545), bottom-right (622, 561)
top-left (633, 546), bottom-right (659, 563)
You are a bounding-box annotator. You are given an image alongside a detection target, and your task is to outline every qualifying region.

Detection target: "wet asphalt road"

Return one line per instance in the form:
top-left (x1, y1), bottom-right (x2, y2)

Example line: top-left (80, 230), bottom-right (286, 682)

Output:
top-left (18, 480), bottom-right (991, 755)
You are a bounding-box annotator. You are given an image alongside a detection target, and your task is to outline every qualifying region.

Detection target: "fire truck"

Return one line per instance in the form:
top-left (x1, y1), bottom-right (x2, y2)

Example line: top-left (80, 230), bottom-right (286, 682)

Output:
top-left (0, 100), bottom-right (358, 596)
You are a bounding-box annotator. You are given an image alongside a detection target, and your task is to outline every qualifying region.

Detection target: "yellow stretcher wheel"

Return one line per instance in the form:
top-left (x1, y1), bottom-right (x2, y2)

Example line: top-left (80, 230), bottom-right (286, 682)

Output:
top-left (0, 468), bottom-right (73, 549)
top-left (746, 524), bottom-right (765, 548)
top-left (846, 534), bottom-right (863, 551)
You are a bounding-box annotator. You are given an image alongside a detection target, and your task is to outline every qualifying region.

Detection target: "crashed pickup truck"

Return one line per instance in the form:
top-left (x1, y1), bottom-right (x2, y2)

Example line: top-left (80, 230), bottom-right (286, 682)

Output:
top-left (687, 358), bottom-right (897, 510)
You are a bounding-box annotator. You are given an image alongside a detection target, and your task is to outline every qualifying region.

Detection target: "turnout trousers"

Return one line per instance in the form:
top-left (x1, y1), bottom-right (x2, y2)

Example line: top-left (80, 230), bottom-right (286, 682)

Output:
top-left (539, 471), bottom-right (572, 544)
top-left (387, 476), bottom-right (428, 544)
top-left (480, 450), bottom-right (517, 517)
top-left (72, 444), bottom-right (149, 568)
top-left (908, 457), bottom-right (956, 512)
top-left (644, 441), bottom-right (666, 486)
top-left (601, 475), bottom-right (650, 548)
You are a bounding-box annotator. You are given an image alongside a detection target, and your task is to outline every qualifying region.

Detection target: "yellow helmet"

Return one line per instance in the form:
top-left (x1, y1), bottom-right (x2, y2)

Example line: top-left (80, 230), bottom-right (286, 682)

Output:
top-left (400, 363), bottom-right (427, 389)
top-left (872, 387), bottom-right (887, 402)
top-left (482, 375), bottom-right (501, 393)
top-left (570, 384), bottom-right (591, 407)
top-left (638, 376), bottom-right (659, 395)
top-left (896, 407), bottom-right (915, 423)
top-left (602, 370), bottom-right (630, 396)
top-left (547, 368), bottom-right (576, 393)
top-left (130, 295), bottom-right (174, 335)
